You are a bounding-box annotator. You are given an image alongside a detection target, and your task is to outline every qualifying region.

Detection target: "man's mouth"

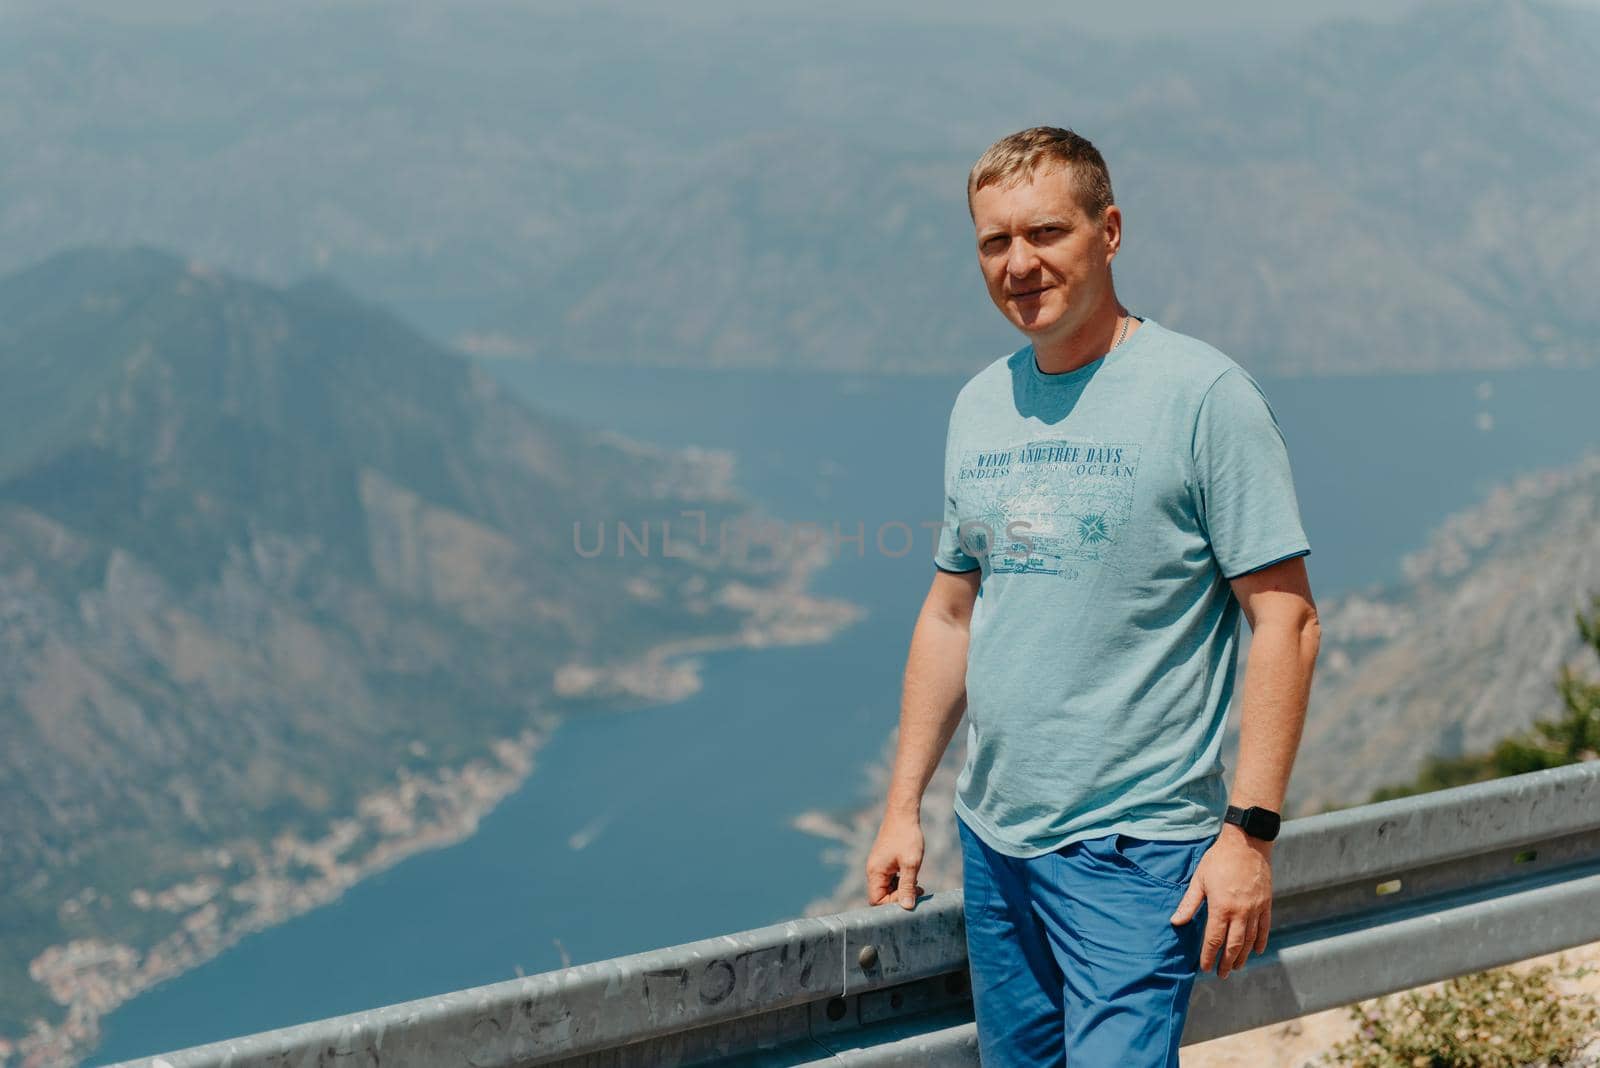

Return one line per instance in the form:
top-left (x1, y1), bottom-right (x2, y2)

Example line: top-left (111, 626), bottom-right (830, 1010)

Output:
top-left (1011, 285), bottom-right (1052, 299)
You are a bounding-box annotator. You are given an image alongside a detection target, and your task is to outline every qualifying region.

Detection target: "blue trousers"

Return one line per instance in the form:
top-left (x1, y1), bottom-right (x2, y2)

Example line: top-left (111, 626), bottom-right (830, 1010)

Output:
top-left (958, 812), bottom-right (1216, 1067)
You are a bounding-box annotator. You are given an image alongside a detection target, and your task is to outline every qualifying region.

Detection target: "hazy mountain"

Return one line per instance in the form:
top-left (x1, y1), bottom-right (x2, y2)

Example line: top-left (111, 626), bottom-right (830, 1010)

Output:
top-left (0, 246), bottom-right (857, 1063)
top-left (4, 0), bottom-right (1596, 377)
top-left (1272, 450), bottom-right (1600, 815)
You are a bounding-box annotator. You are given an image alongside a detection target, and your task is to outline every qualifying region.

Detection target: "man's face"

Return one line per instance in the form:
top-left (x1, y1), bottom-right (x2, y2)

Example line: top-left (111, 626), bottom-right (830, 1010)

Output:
top-left (971, 164), bottom-right (1120, 343)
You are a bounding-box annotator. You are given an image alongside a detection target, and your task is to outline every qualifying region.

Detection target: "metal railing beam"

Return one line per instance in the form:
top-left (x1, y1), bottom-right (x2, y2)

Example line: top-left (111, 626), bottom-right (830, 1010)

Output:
top-left (119, 761), bottom-right (1600, 1068)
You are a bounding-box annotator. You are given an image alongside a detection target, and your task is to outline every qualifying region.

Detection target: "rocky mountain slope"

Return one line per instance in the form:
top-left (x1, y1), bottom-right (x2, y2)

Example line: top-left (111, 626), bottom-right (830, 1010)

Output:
top-left (1272, 451), bottom-right (1600, 816)
top-left (0, 247), bottom-right (859, 1067)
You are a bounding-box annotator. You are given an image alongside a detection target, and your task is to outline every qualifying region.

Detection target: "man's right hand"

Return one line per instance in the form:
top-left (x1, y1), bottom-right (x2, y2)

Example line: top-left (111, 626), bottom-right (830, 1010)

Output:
top-left (866, 812), bottom-right (926, 910)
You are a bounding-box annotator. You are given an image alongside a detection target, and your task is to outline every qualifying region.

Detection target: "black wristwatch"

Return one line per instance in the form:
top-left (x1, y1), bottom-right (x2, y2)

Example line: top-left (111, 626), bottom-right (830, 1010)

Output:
top-left (1224, 804), bottom-right (1282, 842)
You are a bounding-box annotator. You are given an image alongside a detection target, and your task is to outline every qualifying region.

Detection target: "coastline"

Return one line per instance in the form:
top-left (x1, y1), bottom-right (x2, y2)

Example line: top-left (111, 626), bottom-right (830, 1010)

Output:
top-left (794, 720), bottom-right (969, 919)
top-left (12, 724), bottom-right (556, 1068)
top-left (8, 538), bottom-right (866, 1068)
top-left (551, 535), bottom-right (867, 706)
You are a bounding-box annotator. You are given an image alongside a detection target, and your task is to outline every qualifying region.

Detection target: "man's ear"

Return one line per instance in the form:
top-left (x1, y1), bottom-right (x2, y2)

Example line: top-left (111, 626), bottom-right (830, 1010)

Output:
top-left (1103, 205), bottom-right (1123, 260)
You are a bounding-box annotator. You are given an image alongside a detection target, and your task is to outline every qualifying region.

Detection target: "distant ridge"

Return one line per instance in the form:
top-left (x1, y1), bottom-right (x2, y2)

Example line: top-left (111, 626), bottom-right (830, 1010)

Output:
top-left (3, 2), bottom-right (1596, 376)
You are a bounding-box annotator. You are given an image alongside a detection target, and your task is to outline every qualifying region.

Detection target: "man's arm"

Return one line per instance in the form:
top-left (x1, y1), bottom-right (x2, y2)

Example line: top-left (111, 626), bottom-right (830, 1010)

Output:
top-left (1172, 554), bottom-right (1320, 977)
top-left (1225, 553), bottom-right (1321, 831)
top-left (867, 566), bottom-right (981, 909)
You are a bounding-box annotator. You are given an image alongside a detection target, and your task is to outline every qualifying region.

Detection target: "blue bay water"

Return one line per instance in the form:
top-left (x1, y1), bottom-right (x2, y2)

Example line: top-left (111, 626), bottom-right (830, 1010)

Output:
top-left (86, 359), bottom-right (1599, 1064)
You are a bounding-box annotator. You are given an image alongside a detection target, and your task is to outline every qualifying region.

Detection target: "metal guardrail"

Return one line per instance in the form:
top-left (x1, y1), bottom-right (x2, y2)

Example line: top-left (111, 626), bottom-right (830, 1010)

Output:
top-left (120, 761), bottom-right (1600, 1067)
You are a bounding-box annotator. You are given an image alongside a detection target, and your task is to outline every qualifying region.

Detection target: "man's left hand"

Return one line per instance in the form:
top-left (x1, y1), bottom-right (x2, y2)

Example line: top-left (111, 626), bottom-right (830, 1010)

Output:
top-left (1169, 825), bottom-right (1272, 979)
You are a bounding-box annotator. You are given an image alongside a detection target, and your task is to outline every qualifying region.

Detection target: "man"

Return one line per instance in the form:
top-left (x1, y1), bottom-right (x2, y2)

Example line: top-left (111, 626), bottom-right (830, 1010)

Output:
top-left (865, 126), bottom-right (1321, 1066)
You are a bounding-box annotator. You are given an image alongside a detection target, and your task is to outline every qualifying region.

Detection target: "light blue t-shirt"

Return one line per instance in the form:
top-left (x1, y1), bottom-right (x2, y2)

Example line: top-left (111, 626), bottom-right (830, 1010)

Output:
top-left (934, 317), bottom-right (1310, 858)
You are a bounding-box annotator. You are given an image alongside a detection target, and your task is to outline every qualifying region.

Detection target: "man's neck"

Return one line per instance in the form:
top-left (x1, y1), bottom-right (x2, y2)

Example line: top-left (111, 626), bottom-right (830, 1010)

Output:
top-left (1031, 299), bottom-right (1134, 375)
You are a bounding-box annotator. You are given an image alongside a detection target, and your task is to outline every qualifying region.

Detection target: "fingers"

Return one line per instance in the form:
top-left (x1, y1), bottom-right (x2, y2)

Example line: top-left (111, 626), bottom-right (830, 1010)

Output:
top-left (1219, 919), bottom-right (1255, 978)
top-left (865, 816), bottom-right (926, 908)
top-left (866, 864), bottom-right (891, 905)
top-left (866, 864), bottom-right (924, 908)
top-left (1169, 880), bottom-right (1204, 926)
top-left (1200, 912), bottom-right (1227, 975)
top-left (870, 863), bottom-right (896, 908)
top-left (897, 865), bottom-right (923, 909)
top-left (1207, 911), bottom-right (1272, 978)
top-left (1209, 918), bottom-right (1242, 979)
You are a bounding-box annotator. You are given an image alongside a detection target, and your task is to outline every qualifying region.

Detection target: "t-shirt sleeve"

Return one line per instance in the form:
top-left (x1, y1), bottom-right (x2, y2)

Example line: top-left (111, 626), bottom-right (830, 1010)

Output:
top-left (1191, 366), bottom-right (1311, 580)
top-left (933, 407), bottom-right (981, 574)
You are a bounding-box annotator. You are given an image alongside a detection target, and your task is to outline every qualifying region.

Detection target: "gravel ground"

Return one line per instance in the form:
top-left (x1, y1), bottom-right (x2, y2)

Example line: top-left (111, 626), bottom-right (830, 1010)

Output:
top-left (1182, 939), bottom-right (1600, 1067)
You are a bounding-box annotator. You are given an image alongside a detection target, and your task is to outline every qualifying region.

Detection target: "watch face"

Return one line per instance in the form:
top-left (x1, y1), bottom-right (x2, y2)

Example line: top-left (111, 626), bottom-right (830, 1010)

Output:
top-left (1226, 805), bottom-right (1280, 839)
top-left (1246, 807), bottom-right (1281, 839)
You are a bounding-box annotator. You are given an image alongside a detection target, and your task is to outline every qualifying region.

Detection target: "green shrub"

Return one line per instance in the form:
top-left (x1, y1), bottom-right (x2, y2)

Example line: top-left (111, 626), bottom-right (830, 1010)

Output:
top-left (1318, 958), bottom-right (1600, 1067)
top-left (1365, 592), bottom-right (1600, 806)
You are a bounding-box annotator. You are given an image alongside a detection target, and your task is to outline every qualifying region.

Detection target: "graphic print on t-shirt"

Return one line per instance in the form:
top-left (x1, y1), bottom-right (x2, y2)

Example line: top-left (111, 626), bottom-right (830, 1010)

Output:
top-left (953, 439), bottom-right (1141, 579)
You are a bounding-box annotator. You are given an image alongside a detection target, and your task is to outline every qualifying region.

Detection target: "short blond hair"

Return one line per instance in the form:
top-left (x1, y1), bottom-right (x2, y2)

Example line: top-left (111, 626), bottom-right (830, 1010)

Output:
top-left (966, 126), bottom-right (1114, 222)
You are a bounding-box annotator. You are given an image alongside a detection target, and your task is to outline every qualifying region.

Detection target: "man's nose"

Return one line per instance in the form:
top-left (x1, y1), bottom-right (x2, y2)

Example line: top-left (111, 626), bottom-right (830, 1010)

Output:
top-left (1006, 238), bottom-right (1040, 278)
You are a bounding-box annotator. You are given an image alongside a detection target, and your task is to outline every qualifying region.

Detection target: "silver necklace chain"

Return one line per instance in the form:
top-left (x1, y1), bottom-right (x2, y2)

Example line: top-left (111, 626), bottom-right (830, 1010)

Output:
top-left (1111, 312), bottom-right (1132, 352)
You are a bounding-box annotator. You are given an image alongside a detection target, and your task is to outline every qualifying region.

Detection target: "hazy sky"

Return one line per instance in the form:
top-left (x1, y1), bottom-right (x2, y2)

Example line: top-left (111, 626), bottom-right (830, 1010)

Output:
top-left (582, 0), bottom-right (1435, 36)
top-left (5, 0), bottom-right (1433, 37)
top-left (18, 0), bottom-right (1600, 44)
